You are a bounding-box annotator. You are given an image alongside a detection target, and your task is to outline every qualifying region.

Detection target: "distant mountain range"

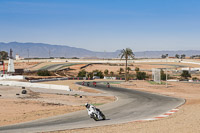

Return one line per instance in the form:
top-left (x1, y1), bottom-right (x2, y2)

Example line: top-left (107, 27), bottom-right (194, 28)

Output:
top-left (0, 42), bottom-right (200, 58)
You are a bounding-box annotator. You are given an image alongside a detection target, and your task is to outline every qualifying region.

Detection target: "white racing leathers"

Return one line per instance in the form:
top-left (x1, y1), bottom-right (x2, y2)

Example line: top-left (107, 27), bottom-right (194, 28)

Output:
top-left (86, 105), bottom-right (106, 121)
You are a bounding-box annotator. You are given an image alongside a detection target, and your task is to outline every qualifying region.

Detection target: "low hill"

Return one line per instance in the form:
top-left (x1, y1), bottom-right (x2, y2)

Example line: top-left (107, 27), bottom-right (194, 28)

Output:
top-left (0, 42), bottom-right (199, 58)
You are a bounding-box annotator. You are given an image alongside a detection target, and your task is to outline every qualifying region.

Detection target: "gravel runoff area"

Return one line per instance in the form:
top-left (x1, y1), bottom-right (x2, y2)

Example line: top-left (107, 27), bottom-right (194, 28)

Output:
top-left (0, 82), bottom-right (115, 126)
top-left (47, 80), bottom-right (200, 133)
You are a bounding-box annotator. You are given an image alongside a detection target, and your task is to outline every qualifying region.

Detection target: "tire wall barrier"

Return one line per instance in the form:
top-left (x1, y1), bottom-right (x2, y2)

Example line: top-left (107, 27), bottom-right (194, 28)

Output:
top-left (0, 81), bottom-right (71, 91)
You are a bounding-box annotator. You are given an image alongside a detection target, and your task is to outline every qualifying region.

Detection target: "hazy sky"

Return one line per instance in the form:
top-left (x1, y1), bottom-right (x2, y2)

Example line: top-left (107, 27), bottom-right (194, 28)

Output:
top-left (0, 0), bottom-right (200, 52)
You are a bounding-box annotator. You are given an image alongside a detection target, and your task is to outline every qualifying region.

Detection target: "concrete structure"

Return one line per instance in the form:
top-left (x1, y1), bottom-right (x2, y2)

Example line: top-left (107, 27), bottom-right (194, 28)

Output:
top-left (7, 49), bottom-right (15, 73)
top-left (181, 68), bottom-right (200, 71)
top-left (15, 54), bottom-right (24, 60)
top-left (0, 74), bottom-right (25, 80)
top-left (152, 68), bottom-right (161, 83)
top-left (104, 77), bottom-right (117, 80)
top-left (7, 58), bottom-right (15, 73)
top-left (0, 81), bottom-right (71, 91)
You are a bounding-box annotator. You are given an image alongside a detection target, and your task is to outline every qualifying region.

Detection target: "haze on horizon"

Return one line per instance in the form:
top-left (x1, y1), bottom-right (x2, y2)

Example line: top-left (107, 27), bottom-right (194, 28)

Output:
top-left (0, 0), bottom-right (200, 52)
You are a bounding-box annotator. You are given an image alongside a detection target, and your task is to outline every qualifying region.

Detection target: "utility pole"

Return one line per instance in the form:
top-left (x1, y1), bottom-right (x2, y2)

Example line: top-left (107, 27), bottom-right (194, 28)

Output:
top-left (27, 49), bottom-right (29, 63)
top-left (166, 54), bottom-right (168, 88)
top-left (49, 49), bottom-right (51, 58)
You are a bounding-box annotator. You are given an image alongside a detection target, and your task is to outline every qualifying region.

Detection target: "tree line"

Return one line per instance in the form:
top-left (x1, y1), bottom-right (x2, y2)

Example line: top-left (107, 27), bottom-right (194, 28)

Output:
top-left (0, 51), bottom-right (8, 60)
top-left (161, 54), bottom-right (186, 59)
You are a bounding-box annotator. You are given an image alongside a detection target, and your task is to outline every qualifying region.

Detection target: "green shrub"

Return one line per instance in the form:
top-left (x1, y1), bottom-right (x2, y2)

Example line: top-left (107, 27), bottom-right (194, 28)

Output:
top-left (181, 70), bottom-right (191, 79)
top-left (110, 71), bottom-right (114, 76)
top-left (160, 69), bottom-right (169, 80)
top-left (135, 67), bottom-right (140, 72)
top-left (0, 51), bottom-right (8, 60)
top-left (136, 71), bottom-right (146, 80)
top-left (78, 69), bottom-right (87, 77)
top-left (192, 77), bottom-right (198, 80)
top-left (37, 70), bottom-right (51, 76)
top-left (87, 72), bottom-right (93, 79)
top-left (104, 69), bottom-right (109, 75)
top-left (93, 70), bottom-right (104, 78)
top-left (118, 68), bottom-right (124, 74)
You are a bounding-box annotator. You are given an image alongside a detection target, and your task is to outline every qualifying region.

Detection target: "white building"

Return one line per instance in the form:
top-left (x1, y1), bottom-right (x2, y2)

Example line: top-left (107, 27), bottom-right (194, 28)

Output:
top-left (16, 54), bottom-right (24, 60)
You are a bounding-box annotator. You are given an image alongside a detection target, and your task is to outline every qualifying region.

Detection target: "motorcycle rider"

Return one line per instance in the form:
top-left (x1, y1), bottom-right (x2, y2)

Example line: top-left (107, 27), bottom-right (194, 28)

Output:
top-left (82, 81), bottom-right (85, 85)
top-left (85, 103), bottom-right (96, 117)
top-left (87, 82), bottom-right (90, 86)
top-left (93, 81), bottom-right (97, 87)
top-left (85, 103), bottom-right (105, 120)
top-left (107, 82), bottom-right (110, 88)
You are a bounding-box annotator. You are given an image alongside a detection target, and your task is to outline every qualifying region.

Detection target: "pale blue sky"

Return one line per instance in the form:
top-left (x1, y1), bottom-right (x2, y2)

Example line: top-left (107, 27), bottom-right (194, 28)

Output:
top-left (0, 0), bottom-right (200, 52)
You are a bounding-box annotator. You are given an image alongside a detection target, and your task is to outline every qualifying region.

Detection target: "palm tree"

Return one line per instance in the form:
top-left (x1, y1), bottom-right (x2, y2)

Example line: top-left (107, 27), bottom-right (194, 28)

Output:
top-left (119, 48), bottom-right (134, 81)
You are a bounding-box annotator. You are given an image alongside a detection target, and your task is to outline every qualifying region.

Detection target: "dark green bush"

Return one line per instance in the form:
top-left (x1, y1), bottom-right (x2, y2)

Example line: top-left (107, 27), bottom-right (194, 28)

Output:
top-left (104, 69), bottom-right (109, 75)
top-left (78, 69), bottom-right (87, 77)
top-left (87, 72), bottom-right (93, 79)
top-left (160, 69), bottom-right (170, 80)
top-left (136, 71), bottom-right (146, 80)
top-left (135, 67), bottom-right (140, 72)
top-left (181, 70), bottom-right (191, 79)
top-left (37, 70), bottom-right (51, 76)
top-left (93, 70), bottom-right (104, 78)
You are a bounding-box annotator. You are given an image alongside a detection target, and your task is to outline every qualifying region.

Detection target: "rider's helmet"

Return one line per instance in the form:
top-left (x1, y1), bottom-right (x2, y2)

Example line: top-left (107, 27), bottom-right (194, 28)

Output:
top-left (85, 103), bottom-right (90, 108)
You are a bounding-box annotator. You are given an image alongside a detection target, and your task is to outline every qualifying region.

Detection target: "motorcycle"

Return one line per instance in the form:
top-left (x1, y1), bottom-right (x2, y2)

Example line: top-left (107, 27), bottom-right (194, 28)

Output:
top-left (85, 103), bottom-right (106, 121)
top-left (90, 108), bottom-right (106, 121)
top-left (107, 82), bottom-right (110, 88)
top-left (82, 81), bottom-right (85, 86)
top-left (93, 82), bottom-right (97, 87)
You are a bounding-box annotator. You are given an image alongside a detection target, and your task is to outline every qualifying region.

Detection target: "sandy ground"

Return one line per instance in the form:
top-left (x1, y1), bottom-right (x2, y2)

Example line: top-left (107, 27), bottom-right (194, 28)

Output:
top-left (76, 62), bottom-right (200, 77)
top-left (0, 84), bottom-right (115, 126)
top-left (48, 81), bottom-right (200, 133)
top-left (0, 62), bottom-right (39, 71)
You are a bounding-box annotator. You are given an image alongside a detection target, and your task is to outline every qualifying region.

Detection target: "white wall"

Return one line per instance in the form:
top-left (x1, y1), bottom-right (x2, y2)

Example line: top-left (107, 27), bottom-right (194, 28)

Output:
top-left (0, 74), bottom-right (25, 80)
top-left (104, 77), bottom-right (116, 80)
top-left (0, 81), bottom-right (71, 91)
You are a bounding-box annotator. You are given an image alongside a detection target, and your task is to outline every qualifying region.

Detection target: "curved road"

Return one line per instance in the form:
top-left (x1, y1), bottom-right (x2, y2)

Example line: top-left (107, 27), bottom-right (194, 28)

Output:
top-left (0, 82), bottom-right (185, 133)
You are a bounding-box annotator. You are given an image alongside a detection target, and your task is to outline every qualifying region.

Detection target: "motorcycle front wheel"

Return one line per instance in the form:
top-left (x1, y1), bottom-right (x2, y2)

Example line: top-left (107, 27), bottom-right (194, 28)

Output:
top-left (92, 114), bottom-right (99, 121)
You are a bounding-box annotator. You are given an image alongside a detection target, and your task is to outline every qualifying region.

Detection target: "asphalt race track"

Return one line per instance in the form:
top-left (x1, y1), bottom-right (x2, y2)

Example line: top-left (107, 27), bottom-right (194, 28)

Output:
top-left (0, 82), bottom-right (185, 133)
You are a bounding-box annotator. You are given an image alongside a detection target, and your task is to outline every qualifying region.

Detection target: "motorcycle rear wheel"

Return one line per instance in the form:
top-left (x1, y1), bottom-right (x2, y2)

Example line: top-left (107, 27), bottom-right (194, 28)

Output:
top-left (100, 112), bottom-right (106, 120)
